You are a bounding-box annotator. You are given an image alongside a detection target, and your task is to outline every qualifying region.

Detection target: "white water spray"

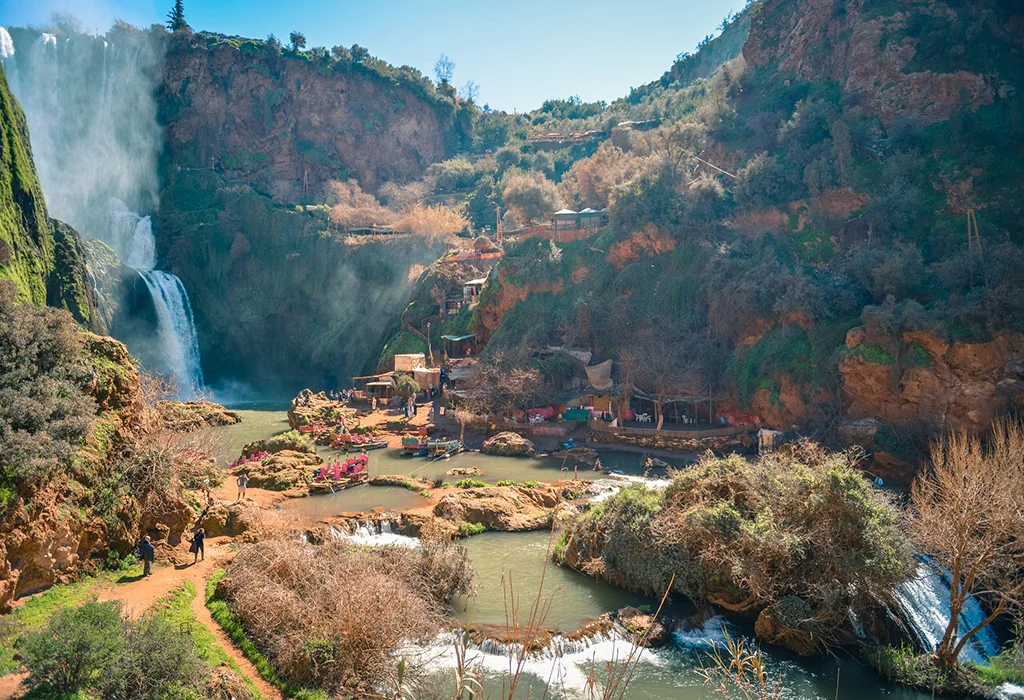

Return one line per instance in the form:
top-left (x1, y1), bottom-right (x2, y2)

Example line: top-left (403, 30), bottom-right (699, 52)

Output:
top-left (893, 556), bottom-right (1000, 664)
top-left (3, 28), bottom-right (205, 397)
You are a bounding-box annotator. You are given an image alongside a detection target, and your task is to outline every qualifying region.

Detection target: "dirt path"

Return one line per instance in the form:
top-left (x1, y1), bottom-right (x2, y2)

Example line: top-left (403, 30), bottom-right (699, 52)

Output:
top-left (0, 536), bottom-right (282, 700)
top-left (93, 537), bottom-right (283, 700)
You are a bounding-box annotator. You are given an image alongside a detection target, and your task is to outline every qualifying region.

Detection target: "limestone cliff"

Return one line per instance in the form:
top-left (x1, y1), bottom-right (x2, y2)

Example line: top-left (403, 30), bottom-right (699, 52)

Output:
top-left (159, 33), bottom-right (466, 200)
top-left (0, 64), bottom-right (100, 331)
top-left (744, 0), bottom-right (1019, 126)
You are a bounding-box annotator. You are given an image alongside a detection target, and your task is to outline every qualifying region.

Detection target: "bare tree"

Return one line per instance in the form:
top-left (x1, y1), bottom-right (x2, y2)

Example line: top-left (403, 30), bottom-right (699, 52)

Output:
top-left (458, 81), bottom-right (480, 103)
top-left (909, 419), bottom-right (1024, 668)
top-left (433, 54), bottom-right (455, 85)
top-left (619, 332), bottom-right (701, 430)
top-left (459, 352), bottom-right (550, 420)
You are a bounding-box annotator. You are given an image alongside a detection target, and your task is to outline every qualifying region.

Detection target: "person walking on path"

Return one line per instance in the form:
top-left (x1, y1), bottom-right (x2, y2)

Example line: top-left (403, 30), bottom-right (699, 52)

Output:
top-left (236, 472), bottom-right (249, 502)
top-left (139, 535), bottom-right (155, 577)
top-left (189, 528), bottom-right (206, 564)
top-left (202, 477), bottom-right (211, 499)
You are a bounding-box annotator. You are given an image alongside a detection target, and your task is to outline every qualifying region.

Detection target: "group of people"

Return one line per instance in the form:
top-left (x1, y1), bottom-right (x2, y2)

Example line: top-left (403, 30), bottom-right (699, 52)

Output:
top-left (328, 389), bottom-right (355, 401)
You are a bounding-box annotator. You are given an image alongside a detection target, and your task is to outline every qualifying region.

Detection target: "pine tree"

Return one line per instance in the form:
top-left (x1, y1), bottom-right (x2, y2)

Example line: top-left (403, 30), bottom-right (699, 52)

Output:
top-left (167, 0), bottom-right (188, 32)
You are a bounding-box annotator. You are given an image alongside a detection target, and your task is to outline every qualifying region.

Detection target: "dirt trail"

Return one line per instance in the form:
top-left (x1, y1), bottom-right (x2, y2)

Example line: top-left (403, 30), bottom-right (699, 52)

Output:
top-left (93, 537), bottom-right (283, 700)
top-left (0, 533), bottom-right (281, 700)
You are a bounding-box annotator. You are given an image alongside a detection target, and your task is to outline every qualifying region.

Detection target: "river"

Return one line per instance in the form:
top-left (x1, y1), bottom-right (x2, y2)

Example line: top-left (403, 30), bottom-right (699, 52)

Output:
top-left (208, 405), bottom-right (941, 700)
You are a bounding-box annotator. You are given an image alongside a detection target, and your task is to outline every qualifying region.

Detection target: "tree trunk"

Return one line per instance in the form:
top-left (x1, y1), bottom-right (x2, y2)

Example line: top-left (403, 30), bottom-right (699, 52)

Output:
top-left (656, 400), bottom-right (665, 431)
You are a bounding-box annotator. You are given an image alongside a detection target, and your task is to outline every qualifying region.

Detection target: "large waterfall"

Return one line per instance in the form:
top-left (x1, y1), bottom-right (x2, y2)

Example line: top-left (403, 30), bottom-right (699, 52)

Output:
top-left (1, 26), bottom-right (205, 397)
top-left (893, 555), bottom-right (1001, 665)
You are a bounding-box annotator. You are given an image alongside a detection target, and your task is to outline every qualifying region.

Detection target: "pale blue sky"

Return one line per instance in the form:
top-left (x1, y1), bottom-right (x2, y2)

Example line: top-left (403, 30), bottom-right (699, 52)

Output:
top-left (0, 0), bottom-right (747, 111)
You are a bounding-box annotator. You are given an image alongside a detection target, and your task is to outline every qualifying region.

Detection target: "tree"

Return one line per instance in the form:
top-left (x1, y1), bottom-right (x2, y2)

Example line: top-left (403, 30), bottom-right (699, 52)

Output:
top-left (395, 375), bottom-right (419, 400)
top-left (351, 44), bottom-right (369, 64)
top-left (166, 0), bottom-right (188, 32)
top-left (909, 419), bottom-right (1024, 669)
top-left (618, 332), bottom-right (697, 431)
top-left (499, 170), bottom-right (560, 226)
top-left (331, 45), bottom-right (351, 62)
top-left (458, 80), bottom-right (479, 103)
top-left (434, 54), bottom-right (455, 85)
top-left (289, 31), bottom-right (306, 51)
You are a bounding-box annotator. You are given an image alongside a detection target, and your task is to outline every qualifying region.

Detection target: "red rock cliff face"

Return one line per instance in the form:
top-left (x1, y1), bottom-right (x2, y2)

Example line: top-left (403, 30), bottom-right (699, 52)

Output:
top-left (840, 328), bottom-right (1024, 432)
top-left (161, 42), bottom-right (458, 198)
top-left (743, 0), bottom-right (1003, 126)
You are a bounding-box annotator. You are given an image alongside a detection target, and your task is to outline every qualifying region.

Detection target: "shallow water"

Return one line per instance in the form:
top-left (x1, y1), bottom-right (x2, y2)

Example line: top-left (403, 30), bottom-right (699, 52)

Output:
top-left (280, 485), bottom-right (426, 518)
top-left (454, 530), bottom-right (652, 631)
top-left (210, 406), bottom-right (937, 699)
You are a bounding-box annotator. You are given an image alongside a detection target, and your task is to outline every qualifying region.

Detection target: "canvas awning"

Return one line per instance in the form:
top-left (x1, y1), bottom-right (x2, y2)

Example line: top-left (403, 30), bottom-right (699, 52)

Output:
top-left (585, 360), bottom-right (614, 391)
top-left (441, 334), bottom-right (477, 342)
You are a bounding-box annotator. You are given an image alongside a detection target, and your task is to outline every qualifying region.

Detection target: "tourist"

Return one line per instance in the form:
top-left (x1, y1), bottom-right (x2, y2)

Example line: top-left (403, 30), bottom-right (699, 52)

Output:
top-left (201, 476), bottom-right (211, 498)
top-left (236, 472), bottom-right (249, 502)
top-left (371, 397), bottom-right (377, 412)
top-left (140, 535), bottom-right (155, 577)
top-left (189, 527), bottom-right (206, 564)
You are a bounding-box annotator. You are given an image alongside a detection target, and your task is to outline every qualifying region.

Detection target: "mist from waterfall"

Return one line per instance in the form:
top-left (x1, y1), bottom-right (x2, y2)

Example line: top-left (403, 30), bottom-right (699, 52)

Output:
top-left (2, 24), bottom-right (205, 397)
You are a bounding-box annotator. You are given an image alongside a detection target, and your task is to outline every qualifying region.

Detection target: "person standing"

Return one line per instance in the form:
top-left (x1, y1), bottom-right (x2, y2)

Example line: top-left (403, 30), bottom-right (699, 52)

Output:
top-left (202, 476), bottom-right (211, 499)
top-left (236, 472), bottom-right (249, 502)
top-left (140, 535), bottom-right (155, 577)
top-left (189, 528), bottom-right (206, 564)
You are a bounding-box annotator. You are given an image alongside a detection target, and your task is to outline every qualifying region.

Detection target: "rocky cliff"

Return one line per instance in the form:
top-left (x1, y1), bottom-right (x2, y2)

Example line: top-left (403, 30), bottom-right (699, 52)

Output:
top-left (744, 0), bottom-right (1018, 126)
top-left (159, 33), bottom-right (465, 200)
top-left (0, 63), bottom-right (100, 331)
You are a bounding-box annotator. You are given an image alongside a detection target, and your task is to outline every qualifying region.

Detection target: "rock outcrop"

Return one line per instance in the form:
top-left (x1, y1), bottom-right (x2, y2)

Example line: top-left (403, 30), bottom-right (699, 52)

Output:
top-left (615, 606), bottom-right (672, 648)
top-left (744, 0), bottom-right (1004, 127)
top-left (157, 401), bottom-right (241, 432)
top-left (840, 329), bottom-right (1024, 432)
top-left (231, 450), bottom-right (322, 492)
top-left (288, 389), bottom-right (360, 431)
top-left (480, 432), bottom-right (536, 457)
top-left (433, 482), bottom-right (591, 532)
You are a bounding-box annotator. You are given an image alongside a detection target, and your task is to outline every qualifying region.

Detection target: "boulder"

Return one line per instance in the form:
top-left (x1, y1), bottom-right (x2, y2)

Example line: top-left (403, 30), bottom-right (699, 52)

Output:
top-left (615, 606), bottom-right (671, 647)
top-left (200, 500), bottom-right (263, 538)
top-left (446, 467), bottom-right (482, 477)
top-left (754, 596), bottom-right (820, 656)
top-left (231, 450), bottom-right (322, 491)
top-left (481, 432), bottom-right (536, 457)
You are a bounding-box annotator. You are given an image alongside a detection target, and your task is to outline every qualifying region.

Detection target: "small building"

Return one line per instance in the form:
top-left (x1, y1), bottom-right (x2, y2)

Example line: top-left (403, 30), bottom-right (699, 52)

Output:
top-left (442, 334), bottom-right (478, 359)
top-left (578, 208), bottom-right (608, 229)
top-left (552, 209), bottom-right (578, 231)
top-left (394, 353), bottom-right (426, 373)
top-left (463, 277), bottom-right (487, 302)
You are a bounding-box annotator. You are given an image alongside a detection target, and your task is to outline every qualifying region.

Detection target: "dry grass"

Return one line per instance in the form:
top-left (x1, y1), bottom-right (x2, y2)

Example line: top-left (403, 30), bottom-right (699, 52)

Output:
top-left (222, 536), bottom-right (474, 695)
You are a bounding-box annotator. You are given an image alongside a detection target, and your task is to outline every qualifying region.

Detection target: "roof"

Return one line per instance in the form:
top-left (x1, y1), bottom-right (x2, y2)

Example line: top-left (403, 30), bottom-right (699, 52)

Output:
top-left (464, 278), bottom-right (487, 286)
top-left (441, 334), bottom-right (477, 342)
top-left (578, 208), bottom-right (600, 214)
top-left (553, 209), bottom-right (577, 216)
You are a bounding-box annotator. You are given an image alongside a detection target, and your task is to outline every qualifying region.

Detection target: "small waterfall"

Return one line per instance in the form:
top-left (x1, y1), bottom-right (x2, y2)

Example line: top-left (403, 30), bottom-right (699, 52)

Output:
top-left (0, 28), bottom-right (13, 59)
top-left (893, 556), bottom-right (1000, 664)
top-left (331, 520), bottom-right (420, 548)
top-left (138, 270), bottom-right (204, 395)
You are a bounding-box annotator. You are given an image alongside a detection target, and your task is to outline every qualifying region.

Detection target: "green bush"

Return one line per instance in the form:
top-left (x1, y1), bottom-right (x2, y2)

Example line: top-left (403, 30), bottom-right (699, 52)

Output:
top-left (455, 478), bottom-right (487, 489)
top-left (495, 479), bottom-right (516, 487)
top-left (519, 480), bottom-right (541, 488)
top-left (458, 522), bottom-right (487, 537)
top-left (21, 600), bottom-right (124, 695)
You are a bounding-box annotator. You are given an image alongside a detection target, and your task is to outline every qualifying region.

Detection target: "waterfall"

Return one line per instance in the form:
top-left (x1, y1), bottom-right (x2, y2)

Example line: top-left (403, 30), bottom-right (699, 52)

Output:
top-left (893, 555), bottom-right (1001, 665)
top-left (138, 270), bottom-right (204, 395)
top-left (2, 28), bottom-right (206, 397)
top-left (331, 520), bottom-right (421, 548)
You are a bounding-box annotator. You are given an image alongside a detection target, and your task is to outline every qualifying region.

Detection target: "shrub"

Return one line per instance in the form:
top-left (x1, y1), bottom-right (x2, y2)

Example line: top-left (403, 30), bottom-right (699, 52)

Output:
top-left (243, 429), bottom-right (314, 456)
top-left (458, 522), bottom-right (487, 537)
top-left (519, 480), bottom-right (541, 488)
top-left (21, 600), bottom-right (124, 694)
top-left (0, 283), bottom-right (95, 487)
top-left (221, 537), bottom-right (474, 694)
top-left (495, 479), bottom-right (516, 487)
top-left (455, 478), bottom-right (487, 488)
top-left (556, 443), bottom-right (913, 651)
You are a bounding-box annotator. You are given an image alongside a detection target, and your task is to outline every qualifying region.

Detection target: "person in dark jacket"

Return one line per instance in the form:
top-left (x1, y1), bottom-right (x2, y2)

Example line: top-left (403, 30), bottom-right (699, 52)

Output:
top-left (140, 535), bottom-right (155, 576)
top-left (189, 528), bottom-right (206, 564)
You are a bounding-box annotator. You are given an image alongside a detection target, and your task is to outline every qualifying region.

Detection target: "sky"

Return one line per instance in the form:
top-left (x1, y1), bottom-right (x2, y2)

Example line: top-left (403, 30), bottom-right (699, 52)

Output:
top-left (0, 0), bottom-right (748, 111)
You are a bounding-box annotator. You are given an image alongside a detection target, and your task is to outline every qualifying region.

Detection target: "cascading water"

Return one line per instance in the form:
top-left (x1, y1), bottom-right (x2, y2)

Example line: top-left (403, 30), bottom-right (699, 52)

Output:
top-left (893, 555), bottom-right (1000, 665)
top-left (1, 27), bottom-right (205, 398)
